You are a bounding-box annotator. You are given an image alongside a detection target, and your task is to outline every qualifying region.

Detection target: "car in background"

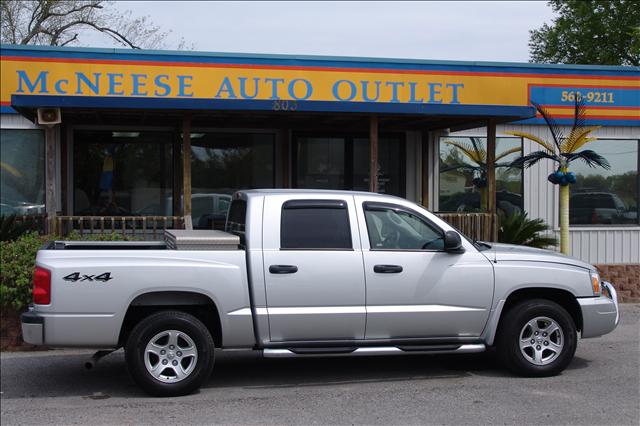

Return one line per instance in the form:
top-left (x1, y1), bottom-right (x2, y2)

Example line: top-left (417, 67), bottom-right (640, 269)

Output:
top-left (570, 192), bottom-right (637, 224)
top-left (190, 193), bottom-right (232, 229)
top-left (0, 186), bottom-right (45, 216)
top-left (439, 190), bottom-right (523, 216)
top-left (134, 193), bottom-right (232, 229)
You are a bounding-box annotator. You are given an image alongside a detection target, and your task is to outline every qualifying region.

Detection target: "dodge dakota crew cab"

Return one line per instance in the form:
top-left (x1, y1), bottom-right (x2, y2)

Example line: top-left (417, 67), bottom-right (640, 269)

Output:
top-left (21, 190), bottom-right (620, 396)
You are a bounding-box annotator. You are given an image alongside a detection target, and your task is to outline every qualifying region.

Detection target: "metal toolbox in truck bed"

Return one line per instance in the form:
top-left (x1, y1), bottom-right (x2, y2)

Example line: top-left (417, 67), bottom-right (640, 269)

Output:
top-left (164, 229), bottom-right (240, 250)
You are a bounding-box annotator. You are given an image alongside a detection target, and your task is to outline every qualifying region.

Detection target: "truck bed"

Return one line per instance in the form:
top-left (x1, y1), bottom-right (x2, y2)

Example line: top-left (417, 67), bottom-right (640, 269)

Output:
top-left (49, 230), bottom-right (241, 251)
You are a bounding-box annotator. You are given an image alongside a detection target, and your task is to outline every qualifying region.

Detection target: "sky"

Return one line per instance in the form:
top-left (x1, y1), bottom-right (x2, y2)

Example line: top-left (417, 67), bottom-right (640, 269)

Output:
top-left (86, 1), bottom-right (556, 63)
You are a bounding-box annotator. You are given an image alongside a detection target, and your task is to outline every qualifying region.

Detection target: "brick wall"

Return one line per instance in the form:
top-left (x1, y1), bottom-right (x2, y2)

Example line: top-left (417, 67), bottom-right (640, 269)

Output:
top-left (595, 264), bottom-right (640, 303)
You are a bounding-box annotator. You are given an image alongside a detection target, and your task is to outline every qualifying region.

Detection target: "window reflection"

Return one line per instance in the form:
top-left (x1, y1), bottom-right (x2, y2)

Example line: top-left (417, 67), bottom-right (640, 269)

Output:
top-left (353, 138), bottom-right (404, 195)
top-left (295, 135), bottom-right (405, 196)
top-left (569, 139), bottom-right (638, 225)
top-left (295, 137), bottom-right (345, 190)
top-left (73, 131), bottom-right (173, 216)
top-left (191, 133), bottom-right (274, 229)
top-left (0, 129), bottom-right (45, 216)
top-left (439, 136), bottom-right (523, 215)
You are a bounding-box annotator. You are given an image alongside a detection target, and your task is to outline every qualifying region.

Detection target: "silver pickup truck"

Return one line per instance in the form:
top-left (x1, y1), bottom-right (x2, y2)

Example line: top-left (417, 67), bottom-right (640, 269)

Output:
top-left (21, 190), bottom-right (619, 396)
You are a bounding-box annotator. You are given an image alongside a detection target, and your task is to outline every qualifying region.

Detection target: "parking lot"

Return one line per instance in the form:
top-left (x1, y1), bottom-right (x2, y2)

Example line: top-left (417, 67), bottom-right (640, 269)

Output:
top-left (1, 304), bottom-right (638, 425)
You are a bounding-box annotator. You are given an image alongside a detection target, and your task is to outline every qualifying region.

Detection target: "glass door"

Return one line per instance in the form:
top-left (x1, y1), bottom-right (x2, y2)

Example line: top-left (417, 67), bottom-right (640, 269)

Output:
top-left (293, 133), bottom-right (405, 196)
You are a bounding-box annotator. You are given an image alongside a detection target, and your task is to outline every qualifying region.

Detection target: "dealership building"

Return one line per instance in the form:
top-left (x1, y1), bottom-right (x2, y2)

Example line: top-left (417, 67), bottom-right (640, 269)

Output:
top-left (1, 45), bottom-right (638, 272)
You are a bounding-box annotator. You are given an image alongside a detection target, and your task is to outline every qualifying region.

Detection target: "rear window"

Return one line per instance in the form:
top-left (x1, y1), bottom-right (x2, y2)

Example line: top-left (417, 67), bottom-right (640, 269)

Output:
top-left (280, 200), bottom-right (352, 250)
top-left (225, 199), bottom-right (247, 244)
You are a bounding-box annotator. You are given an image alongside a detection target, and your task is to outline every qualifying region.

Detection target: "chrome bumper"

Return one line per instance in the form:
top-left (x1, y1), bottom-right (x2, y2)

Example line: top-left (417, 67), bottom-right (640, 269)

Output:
top-left (578, 281), bottom-right (620, 339)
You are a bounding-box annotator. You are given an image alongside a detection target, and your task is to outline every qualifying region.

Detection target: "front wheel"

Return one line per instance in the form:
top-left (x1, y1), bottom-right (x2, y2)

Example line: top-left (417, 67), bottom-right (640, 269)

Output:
top-left (125, 311), bottom-right (215, 396)
top-left (497, 299), bottom-right (577, 377)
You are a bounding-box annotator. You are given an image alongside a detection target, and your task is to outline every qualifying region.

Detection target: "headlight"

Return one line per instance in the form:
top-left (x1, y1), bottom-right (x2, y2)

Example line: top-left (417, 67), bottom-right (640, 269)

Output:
top-left (590, 272), bottom-right (601, 296)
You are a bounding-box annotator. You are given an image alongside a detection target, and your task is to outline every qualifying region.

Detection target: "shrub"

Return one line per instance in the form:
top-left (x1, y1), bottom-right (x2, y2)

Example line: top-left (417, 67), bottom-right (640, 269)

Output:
top-left (0, 232), bottom-right (46, 310)
top-left (0, 215), bottom-right (40, 242)
top-left (498, 212), bottom-right (557, 249)
top-left (64, 231), bottom-right (133, 241)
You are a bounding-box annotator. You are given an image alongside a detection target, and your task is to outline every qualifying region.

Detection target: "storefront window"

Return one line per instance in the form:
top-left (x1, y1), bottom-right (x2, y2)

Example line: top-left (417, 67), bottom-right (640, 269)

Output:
top-left (439, 136), bottom-right (523, 214)
top-left (570, 139), bottom-right (639, 225)
top-left (191, 132), bottom-right (274, 229)
top-left (0, 129), bottom-right (45, 216)
top-left (73, 131), bottom-right (173, 216)
top-left (295, 134), bottom-right (405, 196)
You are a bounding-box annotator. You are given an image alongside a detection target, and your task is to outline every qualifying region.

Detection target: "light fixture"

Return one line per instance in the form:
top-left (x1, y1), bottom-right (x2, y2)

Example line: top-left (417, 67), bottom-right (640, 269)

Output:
top-left (112, 132), bottom-right (140, 138)
top-left (180, 133), bottom-right (205, 139)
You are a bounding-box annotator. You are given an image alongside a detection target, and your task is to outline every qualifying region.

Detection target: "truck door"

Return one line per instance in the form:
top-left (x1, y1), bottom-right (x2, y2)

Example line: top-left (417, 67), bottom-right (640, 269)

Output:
top-left (262, 195), bottom-right (366, 342)
top-left (355, 197), bottom-right (494, 339)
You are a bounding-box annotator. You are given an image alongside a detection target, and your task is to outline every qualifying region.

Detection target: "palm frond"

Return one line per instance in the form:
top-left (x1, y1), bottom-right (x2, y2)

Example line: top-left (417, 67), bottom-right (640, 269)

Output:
top-left (510, 150), bottom-right (560, 169)
top-left (562, 126), bottom-right (601, 153)
top-left (495, 146), bottom-right (522, 162)
top-left (0, 161), bottom-right (22, 177)
top-left (532, 102), bottom-right (564, 152)
top-left (562, 150), bottom-right (611, 169)
top-left (498, 211), bottom-right (556, 249)
top-left (496, 161), bottom-right (522, 169)
top-left (504, 131), bottom-right (555, 153)
top-left (444, 140), bottom-right (485, 165)
top-left (470, 137), bottom-right (488, 163)
top-left (570, 98), bottom-right (587, 136)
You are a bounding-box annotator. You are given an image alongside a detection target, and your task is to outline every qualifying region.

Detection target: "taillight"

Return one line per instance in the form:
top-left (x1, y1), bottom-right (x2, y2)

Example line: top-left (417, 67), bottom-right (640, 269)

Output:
top-left (33, 266), bottom-right (51, 305)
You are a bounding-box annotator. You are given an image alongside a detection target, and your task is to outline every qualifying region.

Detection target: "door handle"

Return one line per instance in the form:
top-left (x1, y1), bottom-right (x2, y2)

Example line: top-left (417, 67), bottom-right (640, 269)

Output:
top-left (269, 265), bottom-right (298, 274)
top-left (374, 264), bottom-right (403, 273)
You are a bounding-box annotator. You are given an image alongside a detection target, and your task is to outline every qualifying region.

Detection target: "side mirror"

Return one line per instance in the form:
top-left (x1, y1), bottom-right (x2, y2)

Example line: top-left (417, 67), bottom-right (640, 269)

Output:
top-left (444, 231), bottom-right (465, 253)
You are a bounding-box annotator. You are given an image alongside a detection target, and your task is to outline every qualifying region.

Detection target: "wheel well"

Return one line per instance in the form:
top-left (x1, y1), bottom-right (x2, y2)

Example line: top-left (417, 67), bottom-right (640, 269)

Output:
top-left (501, 287), bottom-right (583, 332)
top-left (118, 291), bottom-right (222, 348)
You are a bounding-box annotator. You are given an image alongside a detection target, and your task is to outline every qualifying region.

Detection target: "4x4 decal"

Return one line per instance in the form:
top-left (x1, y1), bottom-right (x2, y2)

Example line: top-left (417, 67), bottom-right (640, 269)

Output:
top-left (63, 272), bottom-right (113, 282)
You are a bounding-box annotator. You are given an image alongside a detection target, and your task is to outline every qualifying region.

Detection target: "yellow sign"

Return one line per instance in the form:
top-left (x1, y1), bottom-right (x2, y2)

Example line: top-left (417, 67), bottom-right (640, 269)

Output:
top-left (1, 47), bottom-right (638, 124)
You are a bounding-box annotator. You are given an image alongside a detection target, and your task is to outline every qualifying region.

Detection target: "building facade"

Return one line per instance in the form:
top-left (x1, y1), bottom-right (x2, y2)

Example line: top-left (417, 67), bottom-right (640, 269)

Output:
top-left (1, 45), bottom-right (638, 265)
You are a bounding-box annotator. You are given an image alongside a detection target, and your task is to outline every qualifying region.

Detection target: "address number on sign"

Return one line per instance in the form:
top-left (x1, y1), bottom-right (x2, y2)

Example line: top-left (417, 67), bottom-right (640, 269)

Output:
top-left (272, 100), bottom-right (298, 111)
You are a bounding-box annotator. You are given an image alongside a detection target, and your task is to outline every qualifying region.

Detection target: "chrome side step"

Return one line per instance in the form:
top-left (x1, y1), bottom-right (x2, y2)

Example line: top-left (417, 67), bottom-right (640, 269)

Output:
top-left (263, 344), bottom-right (485, 358)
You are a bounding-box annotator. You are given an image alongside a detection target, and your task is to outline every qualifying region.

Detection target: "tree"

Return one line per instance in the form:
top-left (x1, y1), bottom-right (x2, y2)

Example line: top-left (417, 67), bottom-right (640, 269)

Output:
top-left (1, 0), bottom-right (189, 49)
top-left (507, 101), bottom-right (610, 254)
top-left (529, 0), bottom-right (640, 66)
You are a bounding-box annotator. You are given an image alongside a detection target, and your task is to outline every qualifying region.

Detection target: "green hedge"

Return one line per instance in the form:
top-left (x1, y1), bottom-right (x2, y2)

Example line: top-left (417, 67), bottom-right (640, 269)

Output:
top-left (0, 232), bottom-right (133, 310)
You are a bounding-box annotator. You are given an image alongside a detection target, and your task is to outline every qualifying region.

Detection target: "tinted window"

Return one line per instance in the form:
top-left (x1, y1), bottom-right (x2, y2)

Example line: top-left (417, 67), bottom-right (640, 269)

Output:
top-left (294, 134), bottom-right (405, 196)
top-left (191, 132), bottom-right (274, 229)
top-left (569, 139), bottom-right (638, 225)
top-left (281, 201), bottom-right (352, 249)
top-left (439, 136), bottom-right (523, 215)
top-left (226, 199), bottom-right (247, 244)
top-left (0, 129), bottom-right (45, 217)
top-left (73, 130), bottom-right (173, 216)
top-left (364, 204), bottom-right (444, 250)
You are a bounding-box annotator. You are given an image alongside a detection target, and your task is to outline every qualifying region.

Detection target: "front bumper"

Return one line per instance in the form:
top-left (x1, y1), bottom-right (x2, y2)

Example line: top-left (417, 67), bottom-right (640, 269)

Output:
top-left (21, 308), bottom-right (44, 345)
top-left (578, 281), bottom-right (620, 338)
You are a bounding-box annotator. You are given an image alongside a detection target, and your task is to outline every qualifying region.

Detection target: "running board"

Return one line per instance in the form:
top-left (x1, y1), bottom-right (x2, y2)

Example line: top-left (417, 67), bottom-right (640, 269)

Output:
top-left (263, 344), bottom-right (486, 358)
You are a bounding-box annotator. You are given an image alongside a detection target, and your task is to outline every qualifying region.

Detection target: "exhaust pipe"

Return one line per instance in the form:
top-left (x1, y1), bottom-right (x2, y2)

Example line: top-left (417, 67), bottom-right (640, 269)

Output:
top-left (85, 350), bottom-right (115, 370)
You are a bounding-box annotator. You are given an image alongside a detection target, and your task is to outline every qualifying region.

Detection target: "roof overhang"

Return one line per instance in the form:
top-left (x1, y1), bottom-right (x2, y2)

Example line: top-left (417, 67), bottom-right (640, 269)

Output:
top-left (10, 94), bottom-right (536, 131)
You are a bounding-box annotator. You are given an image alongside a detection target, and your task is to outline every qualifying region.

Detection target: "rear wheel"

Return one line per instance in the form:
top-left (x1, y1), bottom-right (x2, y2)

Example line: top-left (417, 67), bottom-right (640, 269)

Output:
top-left (497, 299), bottom-right (577, 377)
top-left (125, 311), bottom-right (215, 396)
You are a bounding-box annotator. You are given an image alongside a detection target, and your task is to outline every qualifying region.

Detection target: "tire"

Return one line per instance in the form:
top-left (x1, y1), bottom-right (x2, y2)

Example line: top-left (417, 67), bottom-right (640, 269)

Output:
top-left (125, 310), bottom-right (215, 397)
top-left (497, 299), bottom-right (577, 377)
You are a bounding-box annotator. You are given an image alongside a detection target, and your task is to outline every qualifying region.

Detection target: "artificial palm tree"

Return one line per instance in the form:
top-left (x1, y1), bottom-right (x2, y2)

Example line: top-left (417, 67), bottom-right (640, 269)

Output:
top-left (507, 101), bottom-right (610, 254)
top-left (441, 137), bottom-right (521, 210)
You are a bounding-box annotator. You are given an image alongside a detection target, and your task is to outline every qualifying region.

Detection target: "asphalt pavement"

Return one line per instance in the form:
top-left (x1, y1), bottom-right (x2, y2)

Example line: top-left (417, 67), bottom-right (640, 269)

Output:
top-left (1, 304), bottom-right (639, 425)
